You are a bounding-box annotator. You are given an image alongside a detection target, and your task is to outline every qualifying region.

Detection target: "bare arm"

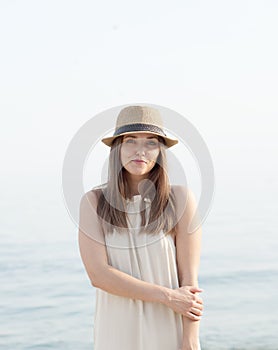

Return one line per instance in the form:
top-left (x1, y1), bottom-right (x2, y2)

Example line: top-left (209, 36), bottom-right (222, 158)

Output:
top-left (78, 190), bottom-right (202, 321)
top-left (174, 186), bottom-right (203, 349)
top-left (78, 190), bottom-right (170, 304)
top-left (79, 231), bottom-right (170, 303)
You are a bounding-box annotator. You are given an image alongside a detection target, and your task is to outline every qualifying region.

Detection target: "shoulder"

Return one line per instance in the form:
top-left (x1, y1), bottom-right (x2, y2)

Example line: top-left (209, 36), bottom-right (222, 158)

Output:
top-left (171, 185), bottom-right (196, 203)
top-left (171, 185), bottom-right (198, 225)
top-left (80, 184), bottom-right (106, 207)
top-left (79, 189), bottom-right (105, 242)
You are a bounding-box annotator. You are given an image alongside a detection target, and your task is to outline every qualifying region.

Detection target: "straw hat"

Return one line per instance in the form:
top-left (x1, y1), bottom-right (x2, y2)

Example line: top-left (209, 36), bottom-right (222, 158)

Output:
top-left (101, 105), bottom-right (178, 148)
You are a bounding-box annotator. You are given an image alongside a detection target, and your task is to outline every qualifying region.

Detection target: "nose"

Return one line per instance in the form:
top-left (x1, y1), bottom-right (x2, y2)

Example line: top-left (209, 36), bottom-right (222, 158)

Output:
top-left (135, 141), bottom-right (146, 155)
top-left (135, 148), bottom-right (146, 156)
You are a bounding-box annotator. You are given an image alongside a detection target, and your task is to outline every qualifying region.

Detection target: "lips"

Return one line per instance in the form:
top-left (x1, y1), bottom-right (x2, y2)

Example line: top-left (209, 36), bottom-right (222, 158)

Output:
top-left (132, 159), bottom-right (147, 164)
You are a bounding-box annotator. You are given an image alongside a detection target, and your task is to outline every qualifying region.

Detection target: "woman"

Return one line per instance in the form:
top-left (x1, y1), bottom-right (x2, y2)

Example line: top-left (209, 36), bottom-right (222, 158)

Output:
top-left (78, 105), bottom-right (204, 350)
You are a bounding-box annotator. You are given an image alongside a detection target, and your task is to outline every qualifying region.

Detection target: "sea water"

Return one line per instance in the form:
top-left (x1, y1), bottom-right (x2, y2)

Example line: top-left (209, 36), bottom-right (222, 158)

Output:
top-left (1, 168), bottom-right (277, 350)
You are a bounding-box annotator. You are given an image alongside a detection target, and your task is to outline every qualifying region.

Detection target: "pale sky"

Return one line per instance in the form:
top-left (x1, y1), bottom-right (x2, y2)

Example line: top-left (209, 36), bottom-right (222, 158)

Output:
top-left (0, 0), bottom-right (277, 233)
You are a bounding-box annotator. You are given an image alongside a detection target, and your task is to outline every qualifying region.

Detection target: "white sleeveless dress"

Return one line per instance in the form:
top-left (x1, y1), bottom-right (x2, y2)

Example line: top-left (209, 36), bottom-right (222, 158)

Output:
top-left (93, 194), bottom-right (201, 350)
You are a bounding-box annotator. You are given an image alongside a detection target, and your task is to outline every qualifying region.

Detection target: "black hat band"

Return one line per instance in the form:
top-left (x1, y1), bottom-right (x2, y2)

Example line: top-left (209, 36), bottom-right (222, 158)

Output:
top-left (113, 123), bottom-right (167, 137)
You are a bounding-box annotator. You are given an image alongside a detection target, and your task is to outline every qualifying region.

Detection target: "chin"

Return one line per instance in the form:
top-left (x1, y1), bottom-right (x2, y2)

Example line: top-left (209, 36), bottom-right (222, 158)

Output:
top-left (129, 171), bottom-right (148, 176)
top-left (125, 168), bottom-right (148, 176)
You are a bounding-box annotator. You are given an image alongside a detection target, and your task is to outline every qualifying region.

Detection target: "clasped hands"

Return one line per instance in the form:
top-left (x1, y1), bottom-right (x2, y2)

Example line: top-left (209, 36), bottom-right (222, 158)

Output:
top-left (164, 285), bottom-right (204, 321)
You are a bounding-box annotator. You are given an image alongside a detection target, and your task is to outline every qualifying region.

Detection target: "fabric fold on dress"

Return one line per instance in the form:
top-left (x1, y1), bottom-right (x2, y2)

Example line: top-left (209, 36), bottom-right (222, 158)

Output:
top-left (93, 194), bottom-right (201, 350)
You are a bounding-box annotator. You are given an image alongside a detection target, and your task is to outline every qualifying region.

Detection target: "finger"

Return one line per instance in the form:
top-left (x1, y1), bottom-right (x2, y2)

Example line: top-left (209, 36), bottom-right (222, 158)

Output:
top-left (189, 286), bottom-right (204, 293)
top-left (191, 294), bottom-right (203, 305)
top-left (196, 297), bottom-right (204, 305)
top-left (192, 302), bottom-right (203, 311)
top-left (190, 307), bottom-right (203, 316)
top-left (186, 311), bottom-right (202, 321)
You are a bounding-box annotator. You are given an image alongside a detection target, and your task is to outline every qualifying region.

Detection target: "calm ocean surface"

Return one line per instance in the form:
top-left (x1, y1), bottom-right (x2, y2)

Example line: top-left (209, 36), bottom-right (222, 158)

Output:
top-left (1, 166), bottom-right (278, 349)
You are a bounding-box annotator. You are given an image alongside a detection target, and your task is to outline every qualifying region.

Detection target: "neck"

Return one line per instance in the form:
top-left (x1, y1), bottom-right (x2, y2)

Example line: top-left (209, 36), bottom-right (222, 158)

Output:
top-left (126, 174), bottom-right (147, 197)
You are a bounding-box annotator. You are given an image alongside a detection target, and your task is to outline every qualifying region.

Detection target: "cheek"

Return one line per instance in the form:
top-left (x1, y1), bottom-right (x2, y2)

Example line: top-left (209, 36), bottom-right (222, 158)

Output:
top-left (121, 148), bottom-right (130, 160)
top-left (120, 148), bottom-right (132, 166)
top-left (150, 150), bottom-right (160, 162)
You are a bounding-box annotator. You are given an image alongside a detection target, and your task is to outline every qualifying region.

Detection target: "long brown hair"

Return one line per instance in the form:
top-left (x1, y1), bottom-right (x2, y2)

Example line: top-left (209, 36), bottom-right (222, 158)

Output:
top-left (93, 135), bottom-right (178, 237)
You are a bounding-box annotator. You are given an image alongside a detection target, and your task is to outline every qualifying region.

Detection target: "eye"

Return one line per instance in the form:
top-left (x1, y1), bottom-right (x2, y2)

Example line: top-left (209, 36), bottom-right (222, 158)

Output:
top-left (147, 140), bottom-right (158, 146)
top-left (125, 139), bottom-right (135, 143)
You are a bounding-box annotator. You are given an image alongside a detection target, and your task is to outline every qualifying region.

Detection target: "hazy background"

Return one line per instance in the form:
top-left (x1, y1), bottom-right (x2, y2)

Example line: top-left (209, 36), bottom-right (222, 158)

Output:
top-left (1, 0), bottom-right (277, 349)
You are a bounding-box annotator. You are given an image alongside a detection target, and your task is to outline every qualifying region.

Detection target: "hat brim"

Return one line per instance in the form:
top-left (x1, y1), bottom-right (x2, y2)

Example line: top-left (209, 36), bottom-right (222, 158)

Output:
top-left (101, 131), bottom-right (178, 148)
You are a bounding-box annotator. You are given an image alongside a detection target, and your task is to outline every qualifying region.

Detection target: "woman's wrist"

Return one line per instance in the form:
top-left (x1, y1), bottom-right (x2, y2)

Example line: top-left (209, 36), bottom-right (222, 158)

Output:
top-left (157, 286), bottom-right (172, 305)
top-left (181, 338), bottom-right (200, 350)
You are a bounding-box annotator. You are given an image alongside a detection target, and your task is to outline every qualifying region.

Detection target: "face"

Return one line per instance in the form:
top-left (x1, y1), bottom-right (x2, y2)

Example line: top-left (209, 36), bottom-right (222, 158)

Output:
top-left (120, 133), bottom-right (161, 177)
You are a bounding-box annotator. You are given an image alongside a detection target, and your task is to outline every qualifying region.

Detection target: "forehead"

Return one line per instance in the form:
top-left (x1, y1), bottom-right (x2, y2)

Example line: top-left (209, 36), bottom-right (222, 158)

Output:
top-left (123, 132), bottom-right (158, 139)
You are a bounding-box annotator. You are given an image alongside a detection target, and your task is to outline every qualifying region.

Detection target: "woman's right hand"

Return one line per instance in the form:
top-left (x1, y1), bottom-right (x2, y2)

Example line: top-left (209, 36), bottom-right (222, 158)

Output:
top-left (163, 286), bottom-right (204, 321)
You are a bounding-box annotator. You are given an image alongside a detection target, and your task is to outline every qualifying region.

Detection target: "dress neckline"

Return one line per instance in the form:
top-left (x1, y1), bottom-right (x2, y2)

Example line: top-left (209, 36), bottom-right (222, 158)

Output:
top-left (125, 194), bottom-right (151, 204)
